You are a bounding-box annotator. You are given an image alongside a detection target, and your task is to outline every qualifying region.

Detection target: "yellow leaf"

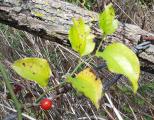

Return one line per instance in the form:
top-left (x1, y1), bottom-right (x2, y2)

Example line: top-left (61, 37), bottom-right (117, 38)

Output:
top-left (67, 68), bottom-right (103, 109)
top-left (68, 18), bottom-right (95, 56)
top-left (96, 42), bottom-right (140, 93)
top-left (12, 57), bottom-right (52, 87)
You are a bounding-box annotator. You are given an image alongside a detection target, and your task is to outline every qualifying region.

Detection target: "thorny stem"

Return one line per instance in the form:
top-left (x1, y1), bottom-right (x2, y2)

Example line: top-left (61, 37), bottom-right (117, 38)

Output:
top-left (0, 62), bottom-right (22, 120)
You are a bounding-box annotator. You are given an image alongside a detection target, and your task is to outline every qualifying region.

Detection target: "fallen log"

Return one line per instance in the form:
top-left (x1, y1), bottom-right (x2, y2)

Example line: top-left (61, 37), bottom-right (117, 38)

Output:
top-left (0, 0), bottom-right (154, 64)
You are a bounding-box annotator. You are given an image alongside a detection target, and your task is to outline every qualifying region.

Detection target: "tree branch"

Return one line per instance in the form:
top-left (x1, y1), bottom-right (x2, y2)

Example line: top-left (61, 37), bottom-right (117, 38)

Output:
top-left (0, 0), bottom-right (154, 64)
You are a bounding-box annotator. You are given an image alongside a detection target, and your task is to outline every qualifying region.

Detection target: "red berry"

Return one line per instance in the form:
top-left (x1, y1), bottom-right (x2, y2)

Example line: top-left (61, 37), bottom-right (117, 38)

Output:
top-left (40, 98), bottom-right (52, 110)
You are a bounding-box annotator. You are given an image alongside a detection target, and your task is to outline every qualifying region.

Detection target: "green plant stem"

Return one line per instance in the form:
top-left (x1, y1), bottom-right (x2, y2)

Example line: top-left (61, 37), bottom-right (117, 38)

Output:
top-left (96, 35), bottom-right (107, 53)
top-left (70, 59), bottom-right (83, 76)
top-left (35, 58), bottom-right (83, 104)
top-left (0, 62), bottom-right (22, 120)
top-left (35, 81), bottom-right (66, 103)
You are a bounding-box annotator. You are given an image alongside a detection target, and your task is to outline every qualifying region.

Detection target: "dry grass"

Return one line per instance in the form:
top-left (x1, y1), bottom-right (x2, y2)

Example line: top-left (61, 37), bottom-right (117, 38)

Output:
top-left (0, 0), bottom-right (154, 120)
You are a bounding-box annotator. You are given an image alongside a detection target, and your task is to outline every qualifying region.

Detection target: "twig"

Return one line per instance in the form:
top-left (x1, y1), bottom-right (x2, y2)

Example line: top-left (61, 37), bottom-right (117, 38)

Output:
top-left (128, 104), bottom-right (137, 120)
top-left (142, 35), bottom-right (154, 41)
top-left (0, 103), bottom-right (36, 120)
top-left (105, 93), bottom-right (123, 120)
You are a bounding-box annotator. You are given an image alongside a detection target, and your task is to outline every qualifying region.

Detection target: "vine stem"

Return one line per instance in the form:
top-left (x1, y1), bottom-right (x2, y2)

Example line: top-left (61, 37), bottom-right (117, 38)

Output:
top-left (35, 58), bottom-right (84, 103)
top-left (35, 81), bottom-right (66, 103)
top-left (0, 62), bottom-right (22, 120)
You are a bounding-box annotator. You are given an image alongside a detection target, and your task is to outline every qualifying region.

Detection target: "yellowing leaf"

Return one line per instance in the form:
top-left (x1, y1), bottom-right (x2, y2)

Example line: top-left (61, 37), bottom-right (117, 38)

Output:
top-left (96, 43), bottom-right (140, 93)
top-left (68, 18), bottom-right (95, 56)
top-left (99, 3), bottom-right (119, 35)
top-left (67, 68), bottom-right (103, 109)
top-left (12, 57), bottom-right (52, 87)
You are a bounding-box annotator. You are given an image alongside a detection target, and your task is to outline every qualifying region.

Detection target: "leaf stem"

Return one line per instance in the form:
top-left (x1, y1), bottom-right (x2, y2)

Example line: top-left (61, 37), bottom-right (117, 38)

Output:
top-left (70, 59), bottom-right (83, 76)
top-left (0, 62), bottom-right (22, 120)
top-left (96, 35), bottom-right (107, 53)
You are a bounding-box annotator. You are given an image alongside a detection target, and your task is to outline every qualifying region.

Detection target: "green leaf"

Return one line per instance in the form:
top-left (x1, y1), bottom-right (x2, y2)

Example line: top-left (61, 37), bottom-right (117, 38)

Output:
top-left (12, 57), bottom-right (52, 87)
top-left (68, 18), bottom-right (95, 56)
top-left (96, 42), bottom-right (140, 93)
top-left (67, 68), bottom-right (103, 109)
top-left (99, 3), bottom-right (119, 35)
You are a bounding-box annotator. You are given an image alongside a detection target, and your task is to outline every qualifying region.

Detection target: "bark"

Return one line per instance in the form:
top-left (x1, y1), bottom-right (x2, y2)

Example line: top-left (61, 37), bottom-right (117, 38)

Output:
top-left (0, 0), bottom-right (154, 64)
